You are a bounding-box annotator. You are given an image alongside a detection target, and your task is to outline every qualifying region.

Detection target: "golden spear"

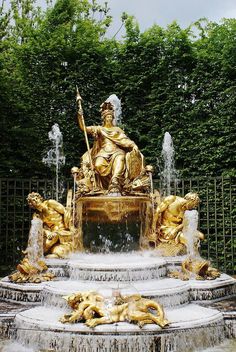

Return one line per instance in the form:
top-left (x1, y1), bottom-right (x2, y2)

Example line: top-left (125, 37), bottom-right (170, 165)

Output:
top-left (76, 87), bottom-right (97, 190)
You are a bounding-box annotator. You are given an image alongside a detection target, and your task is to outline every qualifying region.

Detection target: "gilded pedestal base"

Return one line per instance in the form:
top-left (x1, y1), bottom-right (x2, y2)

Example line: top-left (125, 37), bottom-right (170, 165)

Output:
top-left (76, 196), bottom-right (152, 223)
top-left (75, 196), bottom-right (152, 252)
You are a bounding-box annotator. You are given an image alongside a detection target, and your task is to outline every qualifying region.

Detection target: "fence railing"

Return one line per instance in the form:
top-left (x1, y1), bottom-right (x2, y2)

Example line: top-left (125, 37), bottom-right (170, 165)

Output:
top-left (0, 177), bottom-right (235, 275)
top-left (155, 176), bottom-right (236, 275)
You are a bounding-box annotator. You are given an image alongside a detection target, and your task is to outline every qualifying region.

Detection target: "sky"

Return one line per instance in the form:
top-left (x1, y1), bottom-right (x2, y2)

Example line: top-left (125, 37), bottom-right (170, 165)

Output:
top-left (5, 0), bottom-right (236, 38)
top-left (96, 0), bottom-right (236, 38)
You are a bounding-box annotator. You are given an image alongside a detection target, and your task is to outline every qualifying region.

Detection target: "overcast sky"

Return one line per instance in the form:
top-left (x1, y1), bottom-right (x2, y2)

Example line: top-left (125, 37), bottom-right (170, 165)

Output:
top-left (96, 0), bottom-right (236, 38)
top-left (6, 0), bottom-right (236, 38)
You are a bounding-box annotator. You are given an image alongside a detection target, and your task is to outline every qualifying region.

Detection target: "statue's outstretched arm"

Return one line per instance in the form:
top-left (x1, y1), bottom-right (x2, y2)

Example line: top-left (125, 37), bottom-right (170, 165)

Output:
top-left (77, 111), bottom-right (85, 131)
top-left (77, 111), bottom-right (96, 136)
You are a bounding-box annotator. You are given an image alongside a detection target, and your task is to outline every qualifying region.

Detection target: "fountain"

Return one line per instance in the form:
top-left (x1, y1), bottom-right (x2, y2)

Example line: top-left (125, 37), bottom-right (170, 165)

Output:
top-left (183, 210), bottom-right (199, 257)
top-left (42, 123), bottom-right (66, 201)
top-left (160, 132), bottom-right (178, 196)
top-left (0, 94), bottom-right (235, 352)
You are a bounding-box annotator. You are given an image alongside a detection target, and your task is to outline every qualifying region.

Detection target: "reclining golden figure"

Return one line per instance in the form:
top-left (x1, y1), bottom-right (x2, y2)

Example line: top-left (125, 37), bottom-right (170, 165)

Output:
top-left (60, 291), bottom-right (169, 328)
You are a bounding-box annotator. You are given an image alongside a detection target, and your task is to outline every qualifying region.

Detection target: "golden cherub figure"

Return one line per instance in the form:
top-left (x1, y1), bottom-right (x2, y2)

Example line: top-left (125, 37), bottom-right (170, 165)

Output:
top-left (60, 291), bottom-right (104, 324)
top-left (119, 294), bottom-right (169, 328)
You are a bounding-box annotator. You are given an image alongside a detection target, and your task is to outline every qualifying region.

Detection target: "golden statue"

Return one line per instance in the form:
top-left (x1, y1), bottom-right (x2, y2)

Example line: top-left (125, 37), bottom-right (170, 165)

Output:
top-left (9, 257), bottom-right (54, 283)
top-left (9, 218), bottom-right (55, 283)
top-left (150, 192), bottom-right (204, 256)
top-left (60, 291), bottom-right (104, 323)
top-left (27, 192), bottom-right (82, 258)
top-left (74, 92), bottom-right (151, 196)
top-left (115, 293), bottom-right (169, 328)
top-left (169, 256), bottom-right (220, 281)
top-left (60, 291), bottom-right (169, 328)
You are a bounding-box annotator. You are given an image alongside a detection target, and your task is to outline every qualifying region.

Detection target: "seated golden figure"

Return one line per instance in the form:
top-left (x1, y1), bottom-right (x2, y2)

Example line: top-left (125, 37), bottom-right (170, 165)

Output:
top-left (27, 192), bottom-right (81, 258)
top-left (150, 192), bottom-right (204, 256)
top-left (75, 97), bottom-right (150, 196)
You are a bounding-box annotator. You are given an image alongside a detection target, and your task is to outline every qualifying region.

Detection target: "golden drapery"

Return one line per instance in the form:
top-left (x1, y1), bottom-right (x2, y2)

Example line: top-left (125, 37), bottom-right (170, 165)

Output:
top-left (81, 126), bottom-right (144, 189)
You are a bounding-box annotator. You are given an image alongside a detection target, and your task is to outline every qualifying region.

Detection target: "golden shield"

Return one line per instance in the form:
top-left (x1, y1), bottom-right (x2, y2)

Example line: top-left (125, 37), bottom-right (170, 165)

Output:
top-left (126, 149), bottom-right (144, 180)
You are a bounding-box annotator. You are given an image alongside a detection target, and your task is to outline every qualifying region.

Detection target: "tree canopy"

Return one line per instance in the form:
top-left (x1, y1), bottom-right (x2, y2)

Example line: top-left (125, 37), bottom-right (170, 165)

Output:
top-left (0, 0), bottom-right (235, 179)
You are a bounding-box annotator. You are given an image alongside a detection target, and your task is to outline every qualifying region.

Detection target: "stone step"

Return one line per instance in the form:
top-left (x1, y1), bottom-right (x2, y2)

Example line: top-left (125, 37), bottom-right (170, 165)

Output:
top-left (46, 252), bottom-right (170, 281)
top-left (42, 277), bottom-right (190, 308)
top-left (13, 304), bottom-right (225, 352)
top-left (0, 273), bottom-right (235, 307)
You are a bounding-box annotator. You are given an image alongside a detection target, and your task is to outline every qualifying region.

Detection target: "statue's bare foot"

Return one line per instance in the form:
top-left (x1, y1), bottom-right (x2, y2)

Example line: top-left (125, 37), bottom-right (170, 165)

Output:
top-left (107, 179), bottom-right (121, 196)
top-left (138, 321), bottom-right (145, 328)
top-left (59, 314), bottom-right (72, 323)
top-left (158, 318), bottom-right (169, 328)
top-left (86, 318), bottom-right (99, 327)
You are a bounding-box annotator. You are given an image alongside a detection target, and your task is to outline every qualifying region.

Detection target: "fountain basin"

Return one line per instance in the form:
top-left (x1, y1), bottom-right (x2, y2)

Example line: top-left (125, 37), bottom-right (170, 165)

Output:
top-left (1, 254), bottom-right (235, 306)
top-left (13, 305), bottom-right (225, 352)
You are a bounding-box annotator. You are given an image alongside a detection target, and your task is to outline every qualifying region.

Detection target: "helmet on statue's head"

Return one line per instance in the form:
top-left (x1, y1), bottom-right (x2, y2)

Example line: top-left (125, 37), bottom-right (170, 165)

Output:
top-left (100, 102), bottom-right (114, 122)
top-left (100, 94), bottom-right (122, 125)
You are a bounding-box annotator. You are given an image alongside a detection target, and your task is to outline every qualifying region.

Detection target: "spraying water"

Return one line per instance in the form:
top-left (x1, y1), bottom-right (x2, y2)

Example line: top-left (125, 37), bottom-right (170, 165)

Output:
top-left (183, 210), bottom-right (199, 257)
top-left (25, 218), bottom-right (44, 266)
top-left (42, 123), bottom-right (65, 201)
top-left (160, 132), bottom-right (178, 196)
top-left (105, 94), bottom-right (122, 125)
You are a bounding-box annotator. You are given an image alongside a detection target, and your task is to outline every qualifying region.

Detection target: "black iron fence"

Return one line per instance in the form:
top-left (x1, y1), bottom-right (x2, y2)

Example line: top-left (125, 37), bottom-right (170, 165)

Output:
top-left (159, 177), bottom-right (236, 275)
top-left (0, 178), bottom-right (71, 275)
top-left (0, 177), bottom-right (235, 275)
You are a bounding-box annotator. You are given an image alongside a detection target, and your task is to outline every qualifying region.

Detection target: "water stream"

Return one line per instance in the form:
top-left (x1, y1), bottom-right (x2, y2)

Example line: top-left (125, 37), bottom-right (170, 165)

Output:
top-left (183, 209), bottom-right (199, 258)
top-left (160, 132), bottom-right (178, 196)
top-left (42, 123), bottom-right (65, 201)
top-left (26, 218), bottom-right (44, 266)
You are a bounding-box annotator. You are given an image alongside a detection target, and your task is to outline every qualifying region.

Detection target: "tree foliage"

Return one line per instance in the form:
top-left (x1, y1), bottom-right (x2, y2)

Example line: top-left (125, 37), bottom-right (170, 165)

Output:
top-left (0, 1), bottom-right (235, 179)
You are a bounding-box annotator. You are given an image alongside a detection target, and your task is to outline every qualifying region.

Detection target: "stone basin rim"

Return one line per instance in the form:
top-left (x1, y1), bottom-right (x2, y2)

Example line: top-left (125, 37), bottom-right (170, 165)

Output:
top-left (14, 304), bottom-right (224, 333)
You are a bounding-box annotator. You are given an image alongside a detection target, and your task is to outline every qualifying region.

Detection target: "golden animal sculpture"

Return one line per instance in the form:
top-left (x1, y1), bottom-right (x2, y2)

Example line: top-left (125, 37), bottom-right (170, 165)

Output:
top-left (9, 257), bottom-right (54, 283)
top-left (60, 291), bottom-right (169, 328)
top-left (27, 192), bottom-right (83, 258)
top-left (169, 256), bottom-right (220, 281)
top-left (73, 93), bottom-right (151, 196)
top-left (150, 193), bottom-right (204, 256)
